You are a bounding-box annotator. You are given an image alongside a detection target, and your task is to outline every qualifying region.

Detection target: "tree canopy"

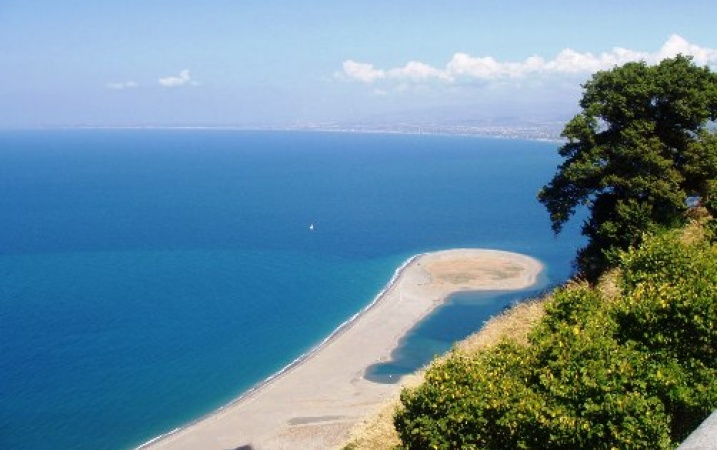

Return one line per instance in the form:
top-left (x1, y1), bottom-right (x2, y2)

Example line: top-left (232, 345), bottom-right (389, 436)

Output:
top-left (538, 55), bottom-right (717, 276)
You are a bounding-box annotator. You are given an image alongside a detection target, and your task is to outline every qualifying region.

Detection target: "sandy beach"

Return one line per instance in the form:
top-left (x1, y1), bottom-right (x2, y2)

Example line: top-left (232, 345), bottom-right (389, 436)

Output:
top-left (141, 249), bottom-right (542, 450)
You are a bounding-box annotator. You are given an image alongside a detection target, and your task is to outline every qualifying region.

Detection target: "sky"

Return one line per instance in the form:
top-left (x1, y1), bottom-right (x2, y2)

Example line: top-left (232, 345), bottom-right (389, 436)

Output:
top-left (2, 0), bottom-right (717, 128)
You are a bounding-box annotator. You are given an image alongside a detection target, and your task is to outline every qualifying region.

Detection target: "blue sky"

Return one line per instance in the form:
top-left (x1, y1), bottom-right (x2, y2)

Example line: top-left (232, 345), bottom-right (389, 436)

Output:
top-left (2, 1), bottom-right (717, 128)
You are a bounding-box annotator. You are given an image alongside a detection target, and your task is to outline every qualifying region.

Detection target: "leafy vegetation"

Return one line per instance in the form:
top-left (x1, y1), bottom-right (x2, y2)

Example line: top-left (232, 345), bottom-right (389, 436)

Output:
top-left (385, 57), bottom-right (717, 450)
top-left (538, 55), bottom-right (717, 277)
top-left (394, 229), bottom-right (717, 449)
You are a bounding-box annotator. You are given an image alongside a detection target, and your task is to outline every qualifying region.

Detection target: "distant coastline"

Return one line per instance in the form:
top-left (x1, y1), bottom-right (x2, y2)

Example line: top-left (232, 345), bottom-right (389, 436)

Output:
top-left (5, 122), bottom-right (566, 142)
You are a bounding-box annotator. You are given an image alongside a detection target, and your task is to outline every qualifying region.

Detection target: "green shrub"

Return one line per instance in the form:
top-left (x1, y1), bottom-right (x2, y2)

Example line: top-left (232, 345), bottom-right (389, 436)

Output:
top-left (614, 234), bottom-right (717, 440)
top-left (396, 287), bottom-right (673, 449)
top-left (616, 232), bottom-right (717, 368)
top-left (395, 232), bottom-right (717, 449)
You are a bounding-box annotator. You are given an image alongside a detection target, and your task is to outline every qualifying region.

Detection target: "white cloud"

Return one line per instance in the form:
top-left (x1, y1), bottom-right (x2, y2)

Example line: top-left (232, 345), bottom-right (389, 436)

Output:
top-left (447, 54), bottom-right (506, 79)
top-left (159, 69), bottom-right (194, 87)
top-left (106, 81), bottom-right (138, 90)
top-left (656, 34), bottom-right (717, 64)
top-left (341, 35), bottom-right (717, 85)
top-left (387, 60), bottom-right (451, 81)
top-left (341, 60), bottom-right (384, 83)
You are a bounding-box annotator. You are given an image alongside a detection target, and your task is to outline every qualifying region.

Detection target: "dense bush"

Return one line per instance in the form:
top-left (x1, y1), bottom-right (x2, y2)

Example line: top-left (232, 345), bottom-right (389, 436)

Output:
top-left (615, 233), bottom-right (717, 440)
top-left (395, 231), bottom-right (717, 449)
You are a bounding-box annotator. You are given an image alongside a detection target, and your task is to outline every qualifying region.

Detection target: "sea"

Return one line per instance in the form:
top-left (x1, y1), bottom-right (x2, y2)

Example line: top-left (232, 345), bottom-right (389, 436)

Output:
top-left (0, 129), bottom-right (583, 449)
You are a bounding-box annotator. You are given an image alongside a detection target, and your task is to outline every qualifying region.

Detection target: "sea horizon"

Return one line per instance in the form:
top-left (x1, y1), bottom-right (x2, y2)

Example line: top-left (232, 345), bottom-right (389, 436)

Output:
top-left (0, 122), bottom-right (566, 143)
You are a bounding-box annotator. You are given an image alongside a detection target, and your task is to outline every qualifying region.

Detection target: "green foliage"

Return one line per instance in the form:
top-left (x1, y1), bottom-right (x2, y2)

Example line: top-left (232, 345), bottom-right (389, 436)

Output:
top-left (395, 231), bottom-right (717, 449)
top-left (615, 234), bottom-right (717, 440)
top-left (538, 55), bottom-right (717, 277)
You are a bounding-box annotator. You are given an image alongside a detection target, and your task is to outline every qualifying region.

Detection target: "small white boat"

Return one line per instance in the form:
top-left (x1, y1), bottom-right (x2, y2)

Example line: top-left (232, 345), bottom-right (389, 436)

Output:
top-left (309, 223), bottom-right (315, 231)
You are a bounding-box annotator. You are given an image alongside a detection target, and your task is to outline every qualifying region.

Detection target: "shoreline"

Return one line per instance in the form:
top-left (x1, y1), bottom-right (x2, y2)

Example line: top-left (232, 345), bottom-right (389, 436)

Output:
top-left (140, 249), bottom-right (543, 450)
top-left (136, 253), bottom-right (424, 449)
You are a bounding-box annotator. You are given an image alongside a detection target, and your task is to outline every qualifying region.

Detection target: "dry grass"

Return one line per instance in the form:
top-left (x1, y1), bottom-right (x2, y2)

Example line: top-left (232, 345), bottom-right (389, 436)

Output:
top-left (595, 268), bottom-right (622, 302)
top-left (680, 217), bottom-right (711, 244)
top-left (456, 296), bottom-right (547, 352)
top-left (339, 294), bottom-right (550, 450)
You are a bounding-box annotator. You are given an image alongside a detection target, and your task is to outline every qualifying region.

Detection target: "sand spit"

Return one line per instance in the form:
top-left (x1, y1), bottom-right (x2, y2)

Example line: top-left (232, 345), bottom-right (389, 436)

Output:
top-left (142, 249), bottom-right (542, 450)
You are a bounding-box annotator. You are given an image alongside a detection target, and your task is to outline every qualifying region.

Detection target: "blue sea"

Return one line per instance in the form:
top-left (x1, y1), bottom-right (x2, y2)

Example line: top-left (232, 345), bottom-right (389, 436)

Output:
top-left (0, 130), bottom-right (582, 449)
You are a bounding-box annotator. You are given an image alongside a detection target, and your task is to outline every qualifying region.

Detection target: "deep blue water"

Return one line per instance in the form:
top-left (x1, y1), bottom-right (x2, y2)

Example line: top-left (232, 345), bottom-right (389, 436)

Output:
top-left (0, 130), bottom-right (582, 449)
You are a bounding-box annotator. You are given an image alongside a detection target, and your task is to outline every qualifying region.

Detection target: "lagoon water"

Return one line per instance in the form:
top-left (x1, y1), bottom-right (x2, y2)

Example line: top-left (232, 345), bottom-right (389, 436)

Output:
top-left (0, 130), bottom-right (582, 449)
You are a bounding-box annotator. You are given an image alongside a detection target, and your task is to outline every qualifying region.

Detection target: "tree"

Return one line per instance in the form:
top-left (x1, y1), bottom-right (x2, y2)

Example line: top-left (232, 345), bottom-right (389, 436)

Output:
top-left (539, 55), bottom-right (717, 277)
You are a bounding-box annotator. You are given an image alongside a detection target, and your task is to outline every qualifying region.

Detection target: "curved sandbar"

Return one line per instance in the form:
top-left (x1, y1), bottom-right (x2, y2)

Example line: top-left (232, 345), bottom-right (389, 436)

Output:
top-left (142, 249), bottom-right (542, 450)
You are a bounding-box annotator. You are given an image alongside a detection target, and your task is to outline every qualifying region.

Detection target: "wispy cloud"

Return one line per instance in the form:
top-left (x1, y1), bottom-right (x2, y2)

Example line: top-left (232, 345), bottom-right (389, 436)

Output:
top-left (106, 81), bottom-right (138, 90)
top-left (340, 35), bottom-right (717, 85)
top-left (158, 69), bottom-right (197, 88)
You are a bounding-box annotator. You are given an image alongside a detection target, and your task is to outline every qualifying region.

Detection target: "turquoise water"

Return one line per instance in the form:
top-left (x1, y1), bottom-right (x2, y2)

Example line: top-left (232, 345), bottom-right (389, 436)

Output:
top-left (0, 130), bottom-right (582, 449)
